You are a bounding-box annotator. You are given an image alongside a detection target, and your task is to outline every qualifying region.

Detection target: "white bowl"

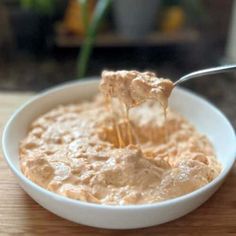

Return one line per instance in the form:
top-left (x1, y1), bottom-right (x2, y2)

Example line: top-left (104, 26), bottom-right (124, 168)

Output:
top-left (2, 79), bottom-right (236, 229)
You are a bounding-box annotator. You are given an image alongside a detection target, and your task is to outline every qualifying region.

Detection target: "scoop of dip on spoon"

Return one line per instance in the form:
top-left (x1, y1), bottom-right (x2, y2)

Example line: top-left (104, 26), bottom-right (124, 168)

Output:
top-left (100, 65), bottom-right (236, 111)
top-left (100, 70), bottom-right (174, 111)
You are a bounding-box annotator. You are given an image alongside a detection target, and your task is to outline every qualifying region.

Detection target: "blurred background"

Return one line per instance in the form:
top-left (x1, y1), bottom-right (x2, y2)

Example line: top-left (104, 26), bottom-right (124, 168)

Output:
top-left (0, 0), bottom-right (235, 125)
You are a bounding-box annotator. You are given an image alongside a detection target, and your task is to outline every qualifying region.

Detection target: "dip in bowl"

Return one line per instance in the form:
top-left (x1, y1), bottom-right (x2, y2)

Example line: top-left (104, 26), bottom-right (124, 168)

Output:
top-left (2, 78), bottom-right (236, 229)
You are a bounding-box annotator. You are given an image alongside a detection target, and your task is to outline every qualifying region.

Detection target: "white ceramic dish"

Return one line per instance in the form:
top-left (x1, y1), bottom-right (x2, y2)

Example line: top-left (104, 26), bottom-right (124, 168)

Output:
top-left (2, 79), bottom-right (236, 229)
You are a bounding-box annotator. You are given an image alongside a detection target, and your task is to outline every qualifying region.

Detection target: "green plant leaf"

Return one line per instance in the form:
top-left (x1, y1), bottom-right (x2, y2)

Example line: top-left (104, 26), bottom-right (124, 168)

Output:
top-left (20, 0), bottom-right (55, 14)
top-left (21, 0), bottom-right (34, 9)
top-left (79, 0), bottom-right (89, 30)
top-left (77, 0), bottom-right (112, 78)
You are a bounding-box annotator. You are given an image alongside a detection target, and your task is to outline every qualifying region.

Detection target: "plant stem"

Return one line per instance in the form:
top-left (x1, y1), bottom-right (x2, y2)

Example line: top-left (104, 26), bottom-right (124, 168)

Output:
top-left (77, 0), bottom-right (111, 78)
top-left (79, 0), bottom-right (89, 30)
top-left (77, 37), bottom-right (94, 79)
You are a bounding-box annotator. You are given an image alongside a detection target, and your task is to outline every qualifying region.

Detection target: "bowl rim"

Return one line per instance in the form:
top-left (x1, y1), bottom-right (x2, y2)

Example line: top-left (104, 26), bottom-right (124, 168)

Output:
top-left (2, 78), bottom-right (236, 210)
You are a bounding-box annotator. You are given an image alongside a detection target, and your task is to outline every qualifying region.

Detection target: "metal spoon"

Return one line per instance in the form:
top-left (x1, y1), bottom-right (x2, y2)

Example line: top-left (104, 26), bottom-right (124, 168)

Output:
top-left (174, 64), bottom-right (236, 86)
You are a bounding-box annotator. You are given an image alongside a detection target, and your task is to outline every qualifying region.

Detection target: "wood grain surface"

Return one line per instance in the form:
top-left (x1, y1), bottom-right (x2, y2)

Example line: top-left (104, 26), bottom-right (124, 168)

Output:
top-left (0, 92), bottom-right (235, 235)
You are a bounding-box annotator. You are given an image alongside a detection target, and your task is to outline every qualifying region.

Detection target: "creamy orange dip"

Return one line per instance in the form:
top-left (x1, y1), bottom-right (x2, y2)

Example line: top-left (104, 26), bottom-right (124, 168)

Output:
top-left (20, 71), bottom-right (221, 205)
top-left (100, 70), bottom-right (174, 110)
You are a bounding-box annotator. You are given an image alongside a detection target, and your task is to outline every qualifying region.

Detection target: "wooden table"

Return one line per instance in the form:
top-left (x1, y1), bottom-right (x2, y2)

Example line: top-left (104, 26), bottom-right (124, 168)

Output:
top-left (0, 92), bottom-right (235, 235)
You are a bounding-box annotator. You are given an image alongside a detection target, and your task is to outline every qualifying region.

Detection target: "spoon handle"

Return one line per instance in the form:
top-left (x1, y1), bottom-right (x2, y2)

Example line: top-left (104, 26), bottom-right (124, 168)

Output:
top-left (174, 64), bottom-right (236, 86)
